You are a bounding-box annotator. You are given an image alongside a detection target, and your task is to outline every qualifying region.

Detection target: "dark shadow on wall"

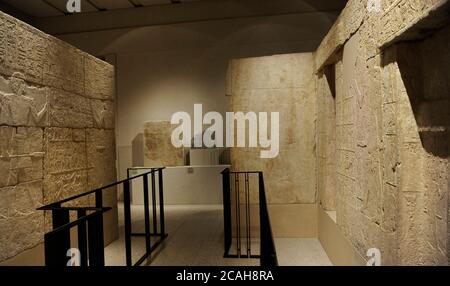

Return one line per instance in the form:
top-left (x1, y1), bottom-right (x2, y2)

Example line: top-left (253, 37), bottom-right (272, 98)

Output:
top-left (132, 133), bottom-right (145, 167)
top-left (389, 25), bottom-right (450, 158)
top-left (380, 21), bottom-right (450, 265)
top-left (324, 64), bottom-right (336, 99)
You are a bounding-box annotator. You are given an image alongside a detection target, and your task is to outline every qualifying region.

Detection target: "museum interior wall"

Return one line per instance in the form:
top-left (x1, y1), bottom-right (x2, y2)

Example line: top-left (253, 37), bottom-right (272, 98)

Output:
top-left (225, 0), bottom-right (449, 265)
top-left (57, 9), bottom-right (340, 179)
top-left (0, 0), bottom-right (448, 266)
top-left (0, 11), bottom-right (118, 264)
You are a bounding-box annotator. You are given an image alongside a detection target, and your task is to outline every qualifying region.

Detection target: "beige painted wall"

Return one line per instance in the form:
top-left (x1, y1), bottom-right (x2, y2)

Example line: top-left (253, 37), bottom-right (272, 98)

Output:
top-left (0, 11), bottom-right (118, 264)
top-left (130, 166), bottom-right (227, 205)
top-left (58, 12), bottom-right (339, 179)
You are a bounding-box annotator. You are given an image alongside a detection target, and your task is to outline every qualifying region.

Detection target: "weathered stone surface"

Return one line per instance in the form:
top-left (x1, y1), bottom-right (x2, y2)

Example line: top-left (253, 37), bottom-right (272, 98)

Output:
top-left (315, 0), bottom-right (449, 265)
top-left (230, 53), bottom-right (314, 91)
top-left (0, 73), bottom-right (48, 127)
top-left (144, 121), bottom-right (184, 167)
top-left (0, 211), bottom-right (44, 262)
top-left (84, 55), bottom-right (115, 101)
top-left (315, 0), bottom-right (448, 71)
top-left (91, 99), bottom-right (115, 129)
top-left (44, 128), bottom-right (87, 174)
top-left (86, 128), bottom-right (116, 189)
top-left (48, 88), bottom-right (92, 128)
top-left (0, 180), bottom-right (43, 220)
top-left (316, 67), bottom-right (337, 210)
top-left (0, 180), bottom-right (44, 261)
top-left (0, 126), bottom-right (43, 189)
top-left (43, 128), bottom-right (89, 205)
top-left (43, 38), bottom-right (84, 95)
top-left (0, 12), bottom-right (45, 85)
top-left (228, 53), bottom-right (316, 205)
top-left (0, 11), bottom-right (117, 263)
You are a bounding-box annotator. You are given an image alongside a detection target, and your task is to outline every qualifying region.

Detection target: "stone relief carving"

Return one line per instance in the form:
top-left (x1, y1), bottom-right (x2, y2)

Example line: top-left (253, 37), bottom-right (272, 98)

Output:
top-left (0, 72), bottom-right (48, 126)
top-left (0, 11), bottom-right (117, 262)
top-left (91, 100), bottom-right (108, 128)
top-left (91, 100), bottom-right (114, 129)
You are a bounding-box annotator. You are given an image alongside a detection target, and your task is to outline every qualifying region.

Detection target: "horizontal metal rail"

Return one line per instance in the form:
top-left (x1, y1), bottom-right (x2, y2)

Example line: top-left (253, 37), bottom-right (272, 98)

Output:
top-left (38, 167), bottom-right (167, 267)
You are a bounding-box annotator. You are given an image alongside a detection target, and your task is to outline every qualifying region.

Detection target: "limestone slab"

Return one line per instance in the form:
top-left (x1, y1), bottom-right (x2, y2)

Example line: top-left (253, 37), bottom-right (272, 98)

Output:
top-left (43, 38), bottom-right (84, 95)
top-left (48, 88), bottom-right (92, 128)
top-left (0, 12), bottom-right (45, 85)
top-left (0, 73), bottom-right (48, 127)
top-left (144, 121), bottom-right (184, 167)
top-left (84, 55), bottom-right (115, 101)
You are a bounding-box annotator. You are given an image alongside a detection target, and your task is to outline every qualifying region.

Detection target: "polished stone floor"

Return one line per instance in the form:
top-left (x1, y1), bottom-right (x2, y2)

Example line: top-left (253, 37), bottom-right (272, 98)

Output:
top-left (275, 238), bottom-right (332, 266)
top-left (105, 204), bottom-right (259, 266)
top-left (104, 204), bottom-right (331, 266)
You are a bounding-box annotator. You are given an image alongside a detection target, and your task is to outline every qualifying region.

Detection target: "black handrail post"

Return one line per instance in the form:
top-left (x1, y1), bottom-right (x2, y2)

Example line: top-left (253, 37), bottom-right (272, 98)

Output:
top-left (123, 180), bottom-right (132, 266)
top-left (39, 167), bottom-right (166, 267)
top-left (158, 169), bottom-right (166, 237)
top-left (235, 173), bottom-right (241, 258)
top-left (143, 174), bottom-right (151, 253)
top-left (151, 172), bottom-right (158, 234)
top-left (222, 168), bottom-right (231, 257)
top-left (88, 212), bottom-right (105, 266)
top-left (245, 173), bottom-right (250, 258)
top-left (258, 172), bottom-right (278, 267)
top-left (45, 206), bottom-right (70, 266)
top-left (94, 190), bottom-right (105, 258)
top-left (77, 209), bottom-right (88, 267)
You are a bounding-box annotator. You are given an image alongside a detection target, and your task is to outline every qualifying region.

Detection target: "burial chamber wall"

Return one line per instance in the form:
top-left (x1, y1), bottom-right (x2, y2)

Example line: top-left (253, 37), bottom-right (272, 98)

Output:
top-left (0, 11), bottom-right (117, 263)
top-left (315, 0), bottom-right (449, 265)
top-left (227, 53), bottom-right (318, 238)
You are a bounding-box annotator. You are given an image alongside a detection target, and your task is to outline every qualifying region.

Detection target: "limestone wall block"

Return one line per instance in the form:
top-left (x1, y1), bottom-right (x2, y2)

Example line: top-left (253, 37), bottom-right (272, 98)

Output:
top-left (0, 211), bottom-right (44, 262)
top-left (357, 157), bottom-right (382, 224)
top-left (86, 128), bottom-right (117, 190)
top-left (84, 55), bottom-right (115, 101)
top-left (263, 147), bottom-right (316, 204)
top-left (43, 170), bottom-right (89, 205)
top-left (91, 99), bottom-right (115, 130)
top-left (0, 180), bottom-right (44, 261)
top-left (230, 54), bottom-right (314, 91)
top-left (44, 128), bottom-right (87, 174)
top-left (0, 180), bottom-right (43, 219)
top-left (0, 11), bottom-right (117, 263)
top-left (382, 135), bottom-right (399, 187)
top-left (144, 121), bottom-right (184, 167)
top-left (48, 88), bottom-right (93, 129)
top-left (0, 74), bottom-right (48, 127)
top-left (0, 12), bottom-right (45, 85)
top-left (43, 38), bottom-right (84, 96)
top-left (0, 127), bottom-right (43, 188)
top-left (381, 183), bottom-right (398, 232)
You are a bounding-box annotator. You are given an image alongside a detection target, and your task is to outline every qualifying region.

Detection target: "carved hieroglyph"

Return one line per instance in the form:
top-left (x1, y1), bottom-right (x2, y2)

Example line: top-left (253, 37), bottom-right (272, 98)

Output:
top-left (314, 0), bottom-right (449, 265)
top-left (0, 11), bottom-right (117, 263)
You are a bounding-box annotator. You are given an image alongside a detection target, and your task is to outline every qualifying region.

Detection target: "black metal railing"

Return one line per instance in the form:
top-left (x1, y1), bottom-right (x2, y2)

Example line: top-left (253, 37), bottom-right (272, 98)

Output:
top-left (38, 167), bottom-right (166, 267)
top-left (221, 169), bottom-right (278, 266)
